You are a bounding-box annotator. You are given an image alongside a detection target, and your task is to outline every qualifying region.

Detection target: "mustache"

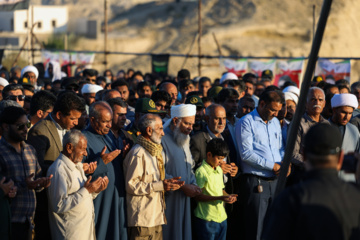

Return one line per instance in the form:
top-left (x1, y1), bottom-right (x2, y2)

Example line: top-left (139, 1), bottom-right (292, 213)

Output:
top-left (312, 105), bottom-right (322, 109)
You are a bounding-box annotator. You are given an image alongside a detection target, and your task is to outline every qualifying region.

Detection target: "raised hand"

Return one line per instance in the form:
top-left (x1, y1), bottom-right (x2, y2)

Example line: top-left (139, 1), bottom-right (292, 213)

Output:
top-left (163, 177), bottom-right (185, 192)
top-left (180, 184), bottom-right (202, 197)
top-left (84, 176), bottom-right (103, 194)
top-left (100, 146), bottom-right (121, 164)
top-left (83, 162), bottom-right (97, 174)
top-left (219, 162), bottom-right (232, 174)
top-left (26, 173), bottom-right (53, 189)
top-left (122, 142), bottom-right (131, 158)
top-left (230, 163), bottom-right (238, 177)
top-left (96, 176), bottom-right (109, 193)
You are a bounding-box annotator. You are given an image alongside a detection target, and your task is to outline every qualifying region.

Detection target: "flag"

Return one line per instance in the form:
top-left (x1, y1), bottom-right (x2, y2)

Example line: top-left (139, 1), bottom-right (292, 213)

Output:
top-left (78, 53), bottom-right (95, 67)
top-left (249, 60), bottom-right (276, 78)
top-left (60, 52), bottom-right (76, 66)
top-left (42, 50), bottom-right (59, 66)
top-left (219, 58), bottom-right (248, 77)
top-left (151, 54), bottom-right (170, 76)
top-left (274, 60), bottom-right (304, 87)
top-left (0, 0), bottom-right (29, 11)
top-left (315, 59), bottom-right (351, 82)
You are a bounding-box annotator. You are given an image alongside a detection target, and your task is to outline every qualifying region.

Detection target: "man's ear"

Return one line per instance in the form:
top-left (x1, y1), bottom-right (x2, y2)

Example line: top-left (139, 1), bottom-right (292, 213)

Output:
top-left (336, 150), bottom-right (344, 171)
top-left (66, 143), bottom-right (74, 154)
top-left (146, 126), bottom-right (153, 137)
top-left (206, 152), bottom-right (212, 159)
top-left (37, 110), bottom-right (44, 119)
top-left (55, 111), bottom-right (62, 120)
top-left (172, 117), bottom-right (178, 126)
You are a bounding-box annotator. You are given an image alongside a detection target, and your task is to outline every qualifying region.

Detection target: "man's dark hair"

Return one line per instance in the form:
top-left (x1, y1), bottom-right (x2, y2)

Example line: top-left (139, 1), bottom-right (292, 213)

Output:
top-left (30, 90), bottom-right (57, 116)
top-left (137, 81), bottom-right (152, 91)
top-left (83, 69), bottom-right (98, 77)
top-left (337, 85), bottom-right (350, 93)
top-left (96, 76), bottom-right (107, 84)
top-left (202, 96), bottom-right (212, 104)
top-left (242, 73), bottom-right (257, 82)
top-left (217, 88), bottom-right (239, 103)
top-left (151, 90), bottom-right (171, 105)
top-left (111, 79), bottom-right (129, 90)
top-left (53, 92), bottom-right (85, 116)
top-left (187, 91), bottom-right (202, 98)
top-left (323, 84), bottom-right (338, 94)
top-left (107, 97), bottom-right (127, 110)
top-left (335, 79), bottom-right (350, 88)
top-left (102, 89), bottom-right (120, 101)
top-left (243, 78), bottom-right (254, 86)
top-left (179, 79), bottom-right (194, 90)
top-left (0, 106), bottom-right (26, 124)
top-left (264, 85), bottom-right (280, 92)
top-left (237, 80), bottom-right (246, 93)
top-left (259, 90), bottom-right (283, 105)
top-left (282, 81), bottom-right (297, 88)
top-left (132, 71), bottom-right (143, 80)
top-left (206, 138), bottom-right (229, 158)
top-left (2, 84), bottom-right (24, 99)
top-left (239, 96), bottom-right (255, 106)
top-left (199, 77), bottom-right (211, 85)
top-left (177, 69), bottom-right (190, 80)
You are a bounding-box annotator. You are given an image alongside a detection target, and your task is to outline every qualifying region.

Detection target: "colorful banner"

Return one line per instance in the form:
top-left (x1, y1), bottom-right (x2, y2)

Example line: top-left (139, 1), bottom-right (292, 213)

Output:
top-left (77, 53), bottom-right (95, 67)
top-left (249, 60), bottom-right (276, 78)
top-left (60, 52), bottom-right (77, 66)
top-left (42, 50), bottom-right (60, 66)
top-left (315, 59), bottom-right (351, 82)
top-left (220, 58), bottom-right (248, 77)
top-left (274, 60), bottom-right (304, 87)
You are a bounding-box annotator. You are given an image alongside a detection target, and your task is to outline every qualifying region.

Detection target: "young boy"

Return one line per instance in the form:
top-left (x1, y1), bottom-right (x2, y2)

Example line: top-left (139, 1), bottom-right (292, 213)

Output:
top-left (194, 138), bottom-right (237, 240)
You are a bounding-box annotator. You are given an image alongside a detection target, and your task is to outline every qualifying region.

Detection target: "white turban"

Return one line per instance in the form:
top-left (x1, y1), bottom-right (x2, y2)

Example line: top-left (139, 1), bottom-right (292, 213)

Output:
top-left (81, 84), bottom-right (103, 94)
top-left (163, 104), bottom-right (197, 129)
top-left (284, 92), bottom-right (298, 105)
top-left (21, 65), bottom-right (39, 79)
top-left (283, 86), bottom-right (300, 97)
top-left (220, 72), bottom-right (238, 84)
top-left (331, 93), bottom-right (358, 109)
top-left (0, 77), bottom-right (9, 87)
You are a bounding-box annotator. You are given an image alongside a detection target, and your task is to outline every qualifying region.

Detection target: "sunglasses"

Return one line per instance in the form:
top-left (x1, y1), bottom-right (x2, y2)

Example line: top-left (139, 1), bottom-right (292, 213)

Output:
top-left (6, 95), bottom-right (25, 101)
top-left (15, 121), bottom-right (31, 131)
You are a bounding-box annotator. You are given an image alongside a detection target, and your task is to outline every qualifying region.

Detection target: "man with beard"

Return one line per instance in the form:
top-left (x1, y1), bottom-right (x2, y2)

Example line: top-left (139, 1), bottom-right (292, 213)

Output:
top-left (282, 86), bottom-right (299, 122)
top-left (161, 104), bottom-right (202, 240)
top-left (291, 87), bottom-right (329, 185)
top-left (82, 101), bottom-right (127, 240)
top-left (275, 92), bottom-right (289, 147)
top-left (81, 84), bottom-right (103, 114)
top-left (0, 106), bottom-right (52, 239)
top-left (124, 114), bottom-right (184, 240)
top-left (235, 91), bottom-right (285, 240)
top-left (329, 94), bottom-right (359, 182)
top-left (185, 95), bottom-right (205, 134)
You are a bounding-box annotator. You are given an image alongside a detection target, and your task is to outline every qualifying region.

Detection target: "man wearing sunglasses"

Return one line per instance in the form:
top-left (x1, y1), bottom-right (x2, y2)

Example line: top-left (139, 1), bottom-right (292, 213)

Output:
top-left (0, 106), bottom-right (52, 240)
top-left (2, 84), bottom-right (25, 107)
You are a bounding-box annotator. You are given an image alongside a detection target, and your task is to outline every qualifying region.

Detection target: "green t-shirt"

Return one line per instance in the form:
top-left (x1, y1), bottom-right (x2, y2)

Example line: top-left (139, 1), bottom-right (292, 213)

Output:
top-left (194, 160), bottom-right (227, 223)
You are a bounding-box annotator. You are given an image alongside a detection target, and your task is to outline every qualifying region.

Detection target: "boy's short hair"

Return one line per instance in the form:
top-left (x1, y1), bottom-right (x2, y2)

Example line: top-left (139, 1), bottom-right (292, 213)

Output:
top-left (206, 138), bottom-right (229, 158)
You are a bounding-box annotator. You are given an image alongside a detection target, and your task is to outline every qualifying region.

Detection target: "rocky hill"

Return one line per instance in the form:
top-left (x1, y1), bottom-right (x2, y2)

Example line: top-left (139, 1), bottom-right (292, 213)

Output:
top-left (39, 0), bottom-right (360, 82)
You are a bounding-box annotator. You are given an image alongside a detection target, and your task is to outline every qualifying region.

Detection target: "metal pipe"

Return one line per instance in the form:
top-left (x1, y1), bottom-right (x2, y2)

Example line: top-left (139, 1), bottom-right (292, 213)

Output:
top-left (275, 0), bottom-right (333, 197)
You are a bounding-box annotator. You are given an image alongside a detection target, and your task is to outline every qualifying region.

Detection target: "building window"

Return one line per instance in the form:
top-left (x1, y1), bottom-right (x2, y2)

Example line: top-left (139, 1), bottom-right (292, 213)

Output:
top-left (52, 20), bottom-right (56, 28)
top-left (37, 22), bottom-right (42, 29)
top-left (24, 21), bottom-right (28, 28)
top-left (10, 18), bottom-right (14, 31)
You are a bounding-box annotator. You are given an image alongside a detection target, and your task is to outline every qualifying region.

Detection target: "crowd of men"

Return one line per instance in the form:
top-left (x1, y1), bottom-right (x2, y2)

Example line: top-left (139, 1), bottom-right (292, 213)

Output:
top-left (0, 62), bottom-right (360, 240)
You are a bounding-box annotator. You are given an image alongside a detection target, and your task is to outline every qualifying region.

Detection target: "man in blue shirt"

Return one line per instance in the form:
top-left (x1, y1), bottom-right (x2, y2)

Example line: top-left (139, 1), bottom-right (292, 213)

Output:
top-left (235, 90), bottom-right (285, 240)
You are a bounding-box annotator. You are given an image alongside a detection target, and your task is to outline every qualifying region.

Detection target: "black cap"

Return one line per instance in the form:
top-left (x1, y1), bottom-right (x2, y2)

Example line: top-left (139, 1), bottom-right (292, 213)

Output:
top-left (177, 69), bottom-right (190, 79)
top-left (304, 123), bottom-right (342, 156)
top-left (83, 69), bottom-right (98, 77)
top-left (261, 69), bottom-right (273, 79)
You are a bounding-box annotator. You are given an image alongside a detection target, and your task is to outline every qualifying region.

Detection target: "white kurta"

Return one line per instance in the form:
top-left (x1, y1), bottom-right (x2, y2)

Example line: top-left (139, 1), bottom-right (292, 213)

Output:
top-left (161, 127), bottom-right (197, 240)
top-left (47, 153), bottom-right (98, 240)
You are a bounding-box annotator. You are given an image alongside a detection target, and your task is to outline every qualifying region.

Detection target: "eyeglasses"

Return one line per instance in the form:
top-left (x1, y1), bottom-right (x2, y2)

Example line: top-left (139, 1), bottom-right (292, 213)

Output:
top-left (15, 121), bottom-right (31, 131)
top-left (6, 95), bottom-right (25, 101)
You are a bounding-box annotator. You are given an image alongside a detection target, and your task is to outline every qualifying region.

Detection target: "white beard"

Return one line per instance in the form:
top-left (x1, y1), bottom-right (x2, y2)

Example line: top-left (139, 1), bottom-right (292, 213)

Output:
top-left (173, 125), bottom-right (190, 147)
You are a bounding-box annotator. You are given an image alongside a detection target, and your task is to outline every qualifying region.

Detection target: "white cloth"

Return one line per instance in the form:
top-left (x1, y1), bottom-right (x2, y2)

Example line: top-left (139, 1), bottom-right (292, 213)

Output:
top-left (163, 104), bottom-right (196, 128)
top-left (283, 86), bottom-right (300, 97)
top-left (331, 93), bottom-right (358, 109)
top-left (220, 72), bottom-right (238, 84)
top-left (0, 77), bottom-right (9, 87)
top-left (284, 92), bottom-right (298, 105)
top-left (47, 153), bottom-right (98, 240)
top-left (45, 61), bottom-right (62, 82)
top-left (81, 83), bottom-right (103, 94)
top-left (21, 65), bottom-right (39, 79)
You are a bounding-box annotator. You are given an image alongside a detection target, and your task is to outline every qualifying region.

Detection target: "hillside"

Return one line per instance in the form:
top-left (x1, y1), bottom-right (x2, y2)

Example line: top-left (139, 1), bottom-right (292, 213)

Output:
top-left (40, 0), bottom-right (360, 82)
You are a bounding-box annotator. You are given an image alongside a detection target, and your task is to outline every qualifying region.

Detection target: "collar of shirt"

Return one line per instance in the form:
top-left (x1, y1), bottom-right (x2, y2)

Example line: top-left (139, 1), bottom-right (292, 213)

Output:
top-left (202, 160), bottom-right (222, 175)
top-left (304, 112), bottom-right (326, 123)
top-left (60, 153), bottom-right (77, 171)
top-left (49, 113), bottom-right (65, 131)
top-left (206, 126), bottom-right (223, 140)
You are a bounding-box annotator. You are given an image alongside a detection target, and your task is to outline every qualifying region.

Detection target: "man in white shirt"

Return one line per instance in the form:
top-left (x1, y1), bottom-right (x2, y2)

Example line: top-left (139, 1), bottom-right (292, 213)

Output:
top-left (47, 130), bottom-right (109, 240)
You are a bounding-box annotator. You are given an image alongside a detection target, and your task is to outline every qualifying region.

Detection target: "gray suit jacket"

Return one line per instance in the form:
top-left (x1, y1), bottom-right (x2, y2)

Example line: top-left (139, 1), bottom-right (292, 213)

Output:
top-left (27, 116), bottom-right (62, 174)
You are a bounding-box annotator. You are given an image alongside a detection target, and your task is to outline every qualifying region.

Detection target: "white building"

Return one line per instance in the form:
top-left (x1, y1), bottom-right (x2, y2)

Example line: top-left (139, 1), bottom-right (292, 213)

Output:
top-left (0, 5), bottom-right (68, 34)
